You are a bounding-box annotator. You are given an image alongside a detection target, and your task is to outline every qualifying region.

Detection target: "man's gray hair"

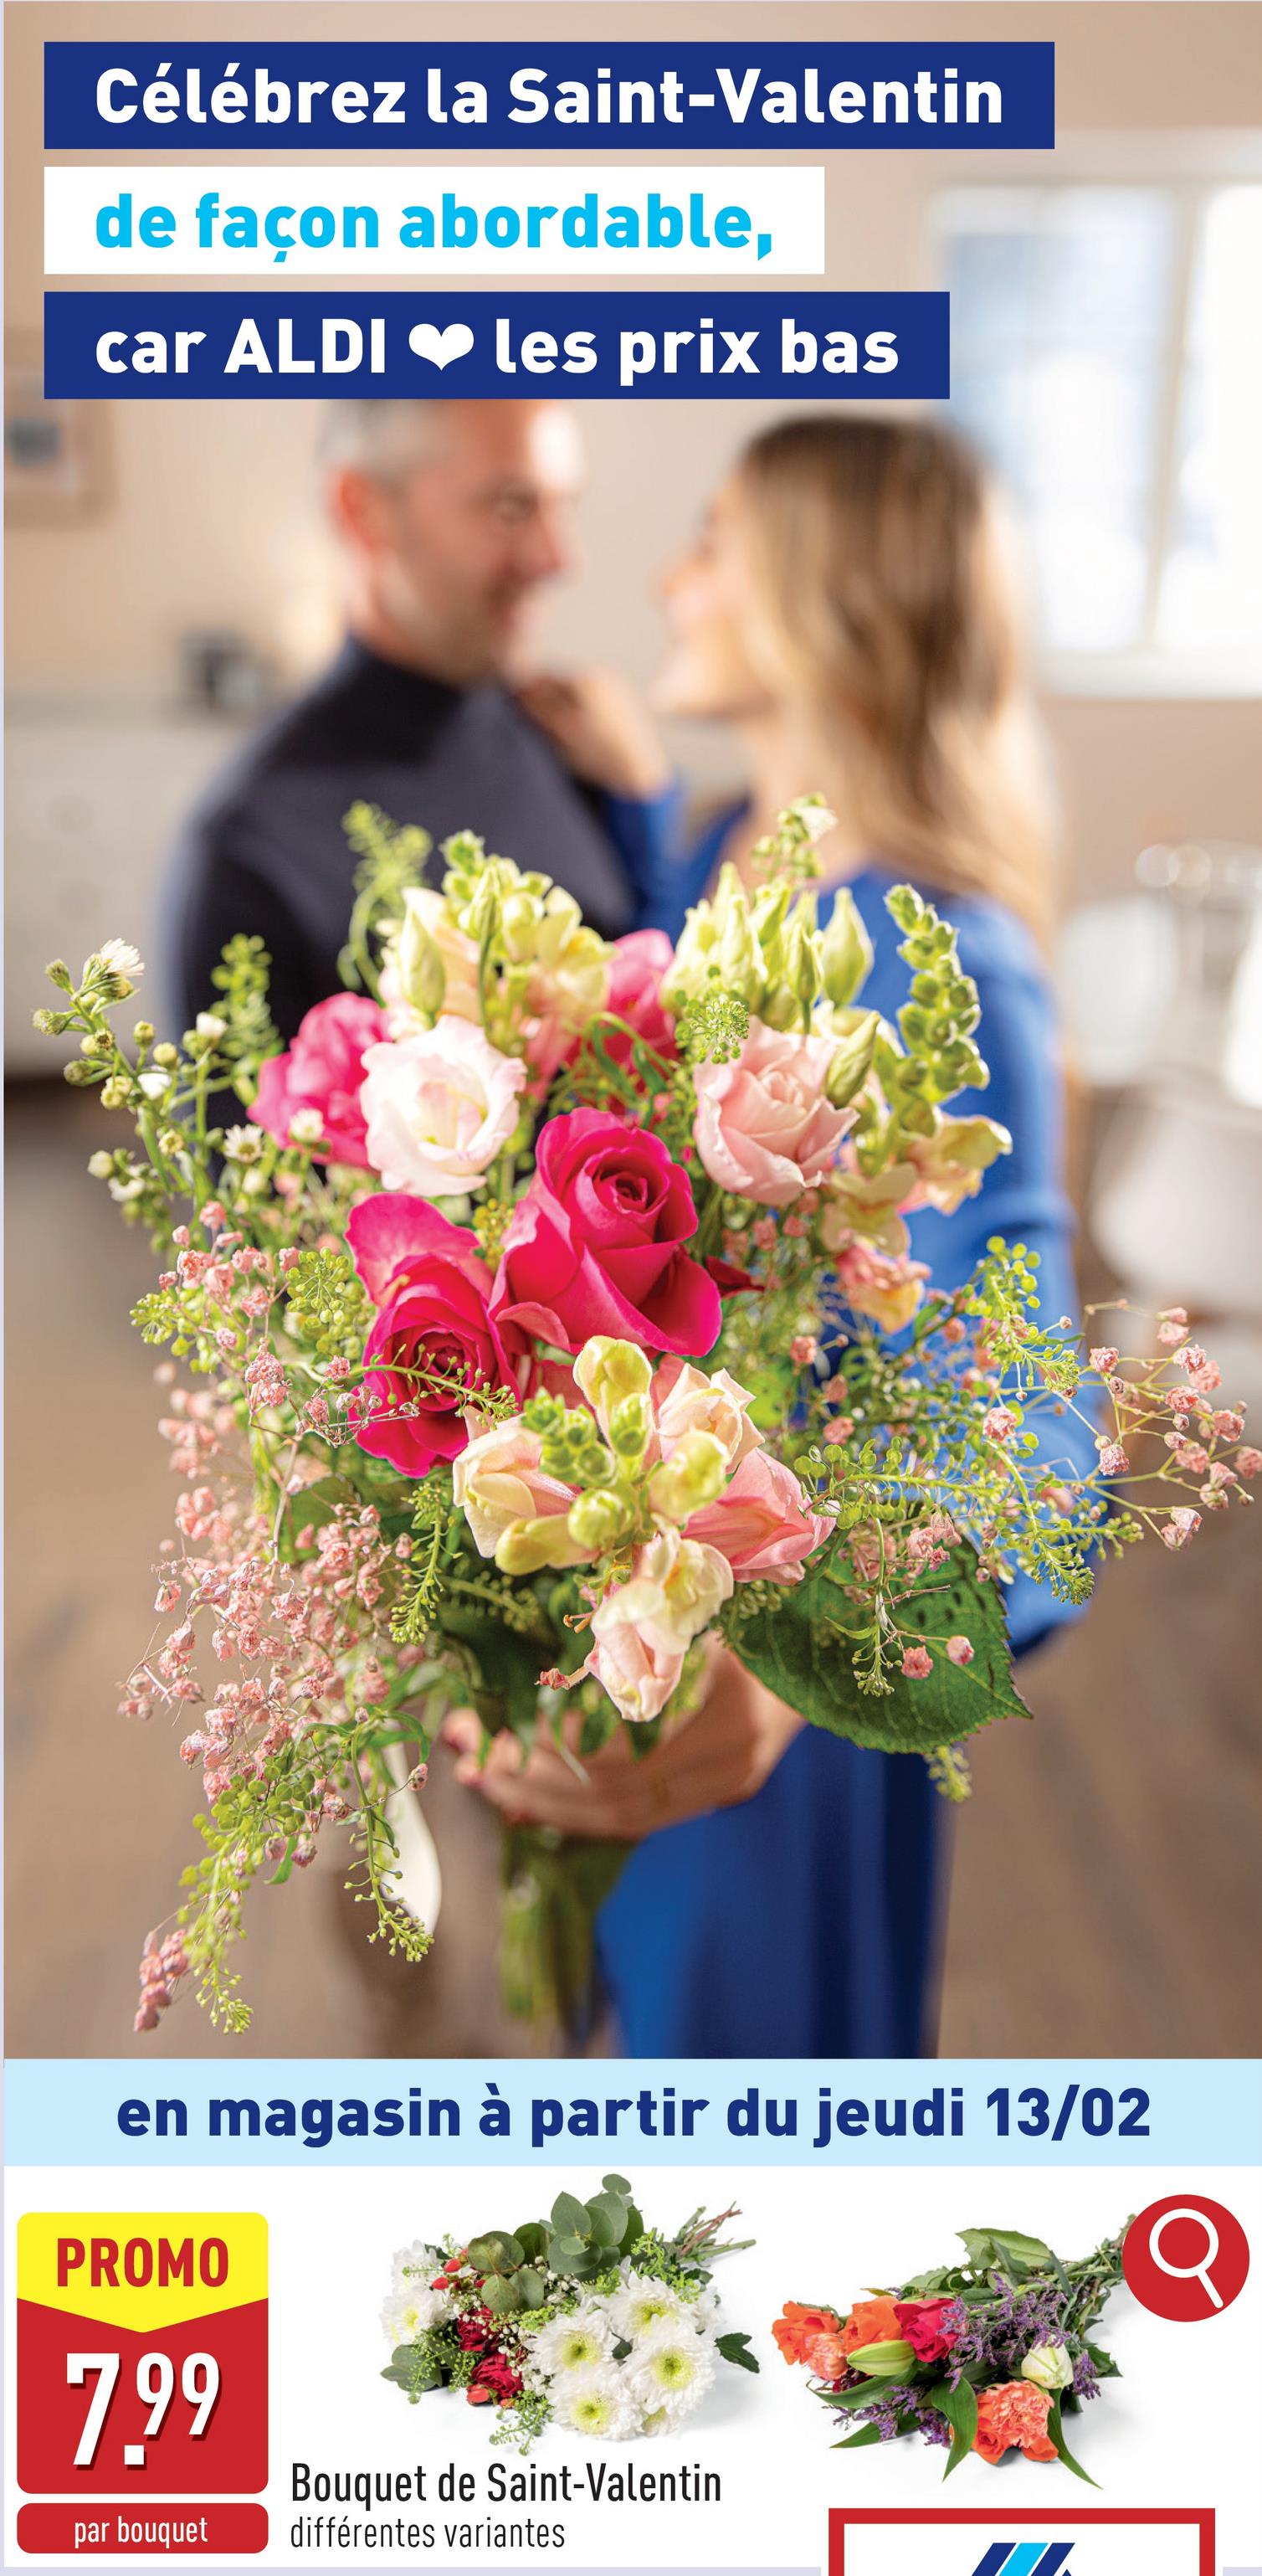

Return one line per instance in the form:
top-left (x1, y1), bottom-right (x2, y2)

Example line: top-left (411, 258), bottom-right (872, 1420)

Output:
top-left (319, 399), bottom-right (450, 478)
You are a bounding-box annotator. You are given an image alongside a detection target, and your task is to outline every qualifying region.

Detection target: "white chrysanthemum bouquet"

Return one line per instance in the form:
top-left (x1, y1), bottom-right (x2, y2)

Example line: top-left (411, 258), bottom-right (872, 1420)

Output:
top-left (36, 796), bottom-right (1255, 2034)
top-left (380, 2176), bottom-right (756, 2448)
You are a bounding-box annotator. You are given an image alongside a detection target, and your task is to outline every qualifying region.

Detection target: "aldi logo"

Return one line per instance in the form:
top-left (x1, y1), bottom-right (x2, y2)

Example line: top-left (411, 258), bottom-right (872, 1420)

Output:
top-left (829, 2508), bottom-right (1214, 2576)
top-left (970, 2548), bottom-right (1077, 2576)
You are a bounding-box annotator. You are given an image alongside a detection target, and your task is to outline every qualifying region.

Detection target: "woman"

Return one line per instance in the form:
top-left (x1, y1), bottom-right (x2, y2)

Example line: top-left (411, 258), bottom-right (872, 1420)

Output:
top-left (449, 416), bottom-right (1096, 2056)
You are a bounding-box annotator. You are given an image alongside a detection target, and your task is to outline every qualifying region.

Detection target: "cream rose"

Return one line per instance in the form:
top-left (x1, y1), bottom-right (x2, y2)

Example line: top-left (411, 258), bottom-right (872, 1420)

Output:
top-left (381, 887), bottom-right (482, 1034)
top-left (653, 1358), bottom-right (763, 1472)
top-left (452, 1417), bottom-right (579, 1558)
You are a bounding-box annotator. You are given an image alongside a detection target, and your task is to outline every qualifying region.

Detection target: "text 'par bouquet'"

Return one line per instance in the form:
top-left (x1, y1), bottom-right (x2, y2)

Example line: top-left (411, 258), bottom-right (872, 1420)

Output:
top-left (37, 797), bottom-right (1256, 2032)
top-left (381, 2176), bottom-right (756, 2449)
top-left (774, 2221), bottom-right (1126, 2481)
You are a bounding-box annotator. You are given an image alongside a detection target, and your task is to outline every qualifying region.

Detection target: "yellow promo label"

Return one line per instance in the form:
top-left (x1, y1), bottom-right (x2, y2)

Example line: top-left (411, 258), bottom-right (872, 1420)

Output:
top-left (17, 2211), bottom-right (267, 2334)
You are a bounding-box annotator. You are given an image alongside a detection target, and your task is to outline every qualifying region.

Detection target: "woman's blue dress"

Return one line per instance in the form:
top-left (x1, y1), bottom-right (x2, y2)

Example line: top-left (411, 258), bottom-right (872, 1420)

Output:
top-left (587, 799), bottom-right (1097, 2058)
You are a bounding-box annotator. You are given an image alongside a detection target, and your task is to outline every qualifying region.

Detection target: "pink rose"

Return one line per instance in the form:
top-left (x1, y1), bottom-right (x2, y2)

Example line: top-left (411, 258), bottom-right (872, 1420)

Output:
top-left (685, 1448), bottom-right (833, 1584)
top-left (347, 1195), bottom-right (526, 1477)
top-left (583, 1528), bottom-right (731, 1724)
top-left (894, 2299), bottom-right (960, 2364)
top-left (692, 1017), bottom-right (854, 1207)
top-left (599, 929), bottom-right (679, 1066)
top-left (249, 994), bottom-right (387, 1167)
top-left (490, 1107), bottom-right (721, 1358)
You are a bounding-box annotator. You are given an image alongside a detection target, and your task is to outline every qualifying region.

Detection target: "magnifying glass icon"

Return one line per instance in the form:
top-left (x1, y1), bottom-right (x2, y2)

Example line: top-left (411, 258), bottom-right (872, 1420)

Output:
top-left (1149, 2207), bottom-right (1224, 2308)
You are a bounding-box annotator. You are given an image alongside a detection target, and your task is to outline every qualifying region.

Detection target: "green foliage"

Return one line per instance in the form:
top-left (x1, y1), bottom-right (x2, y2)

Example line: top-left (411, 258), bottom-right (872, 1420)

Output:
top-left (929, 2375), bottom-right (979, 2479)
top-left (463, 2178), bottom-right (644, 2315)
top-left (381, 2340), bottom-right (444, 2403)
top-left (876, 883), bottom-right (988, 1144)
top-left (208, 934), bottom-right (280, 1096)
top-left (677, 987), bottom-right (751, 1067)
top-left (285, 1246), bottom-right (370, 1360)
top-left (727, 1542), bottom-right (1029, 1756)
top-left (499, 1826), bottom-right (630, 2028)
top-left (339, 803), bottom-right (432, 997)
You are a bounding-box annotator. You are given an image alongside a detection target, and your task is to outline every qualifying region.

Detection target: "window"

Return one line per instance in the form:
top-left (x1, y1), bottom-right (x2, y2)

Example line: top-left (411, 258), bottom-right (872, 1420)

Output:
top-left (933, 180), bottom-right (1262, 692)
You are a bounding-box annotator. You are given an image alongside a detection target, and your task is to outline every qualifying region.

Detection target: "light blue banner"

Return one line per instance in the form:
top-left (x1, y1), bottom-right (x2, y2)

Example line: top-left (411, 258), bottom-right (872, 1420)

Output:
top-left (5, 2059), bottom-right (1259, 2167)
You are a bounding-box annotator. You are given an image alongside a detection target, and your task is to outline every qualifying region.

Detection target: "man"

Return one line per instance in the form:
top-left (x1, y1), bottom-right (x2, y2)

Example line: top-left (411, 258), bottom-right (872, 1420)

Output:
top-left (162, 398), bottom-right (663, 1039)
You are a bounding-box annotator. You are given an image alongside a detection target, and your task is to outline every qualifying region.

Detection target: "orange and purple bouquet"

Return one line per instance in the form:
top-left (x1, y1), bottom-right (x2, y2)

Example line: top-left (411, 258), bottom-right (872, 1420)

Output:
top-left (36, 796), bottom-right (1254, 2033)
top-left (774, 2222), bottom-right (1127, 2481)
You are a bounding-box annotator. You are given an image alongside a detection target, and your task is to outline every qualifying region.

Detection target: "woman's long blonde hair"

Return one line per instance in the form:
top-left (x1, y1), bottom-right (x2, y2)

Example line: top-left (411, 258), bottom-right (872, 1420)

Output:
top-left (736, 416), bottom-right (1056, 939)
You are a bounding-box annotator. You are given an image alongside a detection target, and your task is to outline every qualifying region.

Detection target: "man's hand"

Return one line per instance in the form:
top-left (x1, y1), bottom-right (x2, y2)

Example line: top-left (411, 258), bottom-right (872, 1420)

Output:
top-left (442, 1652), bottom-right (804, 1841)
top-left (517, 668), bottom-right (671, 800)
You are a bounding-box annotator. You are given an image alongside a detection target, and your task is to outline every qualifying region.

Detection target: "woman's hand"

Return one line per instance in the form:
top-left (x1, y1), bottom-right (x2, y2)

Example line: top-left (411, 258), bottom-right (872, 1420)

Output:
top-left (442, 1653), bottom-right (804, 1841)
top-left (516, 668), bottom-right (672, 800)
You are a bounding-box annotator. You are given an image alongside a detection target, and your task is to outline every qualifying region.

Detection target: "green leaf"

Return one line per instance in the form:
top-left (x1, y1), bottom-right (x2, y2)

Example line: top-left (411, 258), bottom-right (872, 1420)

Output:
top-left (548, 2234), bottom-right (588, 2274)
top-left (603, 2174), bottom-right (633, 2195)
top-left (551, 2192), bottom-right (590, 2239)
top-left (1085, 2340), bottom-right (1120, 2379)
top-left (516, 2266), bottom-right (546, 2311)
top-left (730, 1543), bottom-right (1029, 1755)
top-left (929, 2377), bottom-right (978, 2479)
top-left (716, 2331), bottom-right (760, 2374)
top-left (481, 2274), bottom-right (521, 2316)
top-left (1048, 2395), bottom-right (1100, 2486)
top-left (833, 2424), bottom-right (885, 2450)
top-left (466, 2232), bottom-right (522, 2275)
top-left (985, 2229), bottom-right (1055, 2269)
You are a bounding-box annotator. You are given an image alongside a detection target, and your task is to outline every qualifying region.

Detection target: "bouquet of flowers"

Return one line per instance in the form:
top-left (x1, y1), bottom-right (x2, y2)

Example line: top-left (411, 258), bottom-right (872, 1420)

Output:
top-left (37, 795), bottom-right (1254, 2034)
top-left (380, 2174), bottom-right (756, 2446)
top-left (773, 2221), bottom-right (1127, 2481)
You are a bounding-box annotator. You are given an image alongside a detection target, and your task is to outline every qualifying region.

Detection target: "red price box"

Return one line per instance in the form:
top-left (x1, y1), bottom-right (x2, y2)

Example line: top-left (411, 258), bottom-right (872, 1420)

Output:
top-left (16, 2213), bottom-right (267, 2496)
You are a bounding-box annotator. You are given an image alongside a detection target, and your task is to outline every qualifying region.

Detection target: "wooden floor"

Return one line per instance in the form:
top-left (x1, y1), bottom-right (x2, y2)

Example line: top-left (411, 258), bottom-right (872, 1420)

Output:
top-left (7, 1085), bottom-right (1259, 2061)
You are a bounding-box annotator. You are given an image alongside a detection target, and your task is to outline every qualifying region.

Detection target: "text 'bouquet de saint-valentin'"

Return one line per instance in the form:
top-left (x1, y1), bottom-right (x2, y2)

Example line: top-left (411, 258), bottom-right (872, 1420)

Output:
top-left (37, 796), bottom-right (1256, 2032)
top-left (381, 2175), bottom-right (756, 2450)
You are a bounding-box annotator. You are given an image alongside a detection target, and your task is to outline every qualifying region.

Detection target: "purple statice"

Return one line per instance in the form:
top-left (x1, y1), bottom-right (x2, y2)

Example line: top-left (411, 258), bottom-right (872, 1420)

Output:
top-left (939, 2280), bottom-right (1066, 2389)
top-left (858, 2401), bottom-right (905, 2442)
top-left (1072, 2349), bottom-right (1100, 2401)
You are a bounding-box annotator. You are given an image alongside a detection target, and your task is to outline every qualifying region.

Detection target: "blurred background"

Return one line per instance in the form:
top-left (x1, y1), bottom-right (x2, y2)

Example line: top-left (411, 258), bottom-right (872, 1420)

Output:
top-left (7, 0), bottom-right (1261, 2058)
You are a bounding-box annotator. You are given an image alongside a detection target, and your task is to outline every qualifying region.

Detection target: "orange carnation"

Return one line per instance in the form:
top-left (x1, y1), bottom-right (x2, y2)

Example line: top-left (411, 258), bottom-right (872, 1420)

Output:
top-left (840, 2296), bottom-right (905, 2354)
top-left (804, 2332), bottom-right (850, 2383)
top-left (773, 2301), bottom-right (842, 2365)
top-left (973, 2380), bottom-right (1058, 2465)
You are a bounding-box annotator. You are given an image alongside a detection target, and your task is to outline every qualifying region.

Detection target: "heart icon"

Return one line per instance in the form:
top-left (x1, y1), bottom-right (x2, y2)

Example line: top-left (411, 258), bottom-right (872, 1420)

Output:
top-left (408, 321), bottom-right (475, 370)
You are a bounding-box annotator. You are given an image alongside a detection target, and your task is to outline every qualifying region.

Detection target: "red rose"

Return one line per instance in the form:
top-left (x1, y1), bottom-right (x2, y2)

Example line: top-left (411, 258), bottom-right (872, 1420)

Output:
top-left (894, 2298), bottom-right (960, 2364)
top-left (347, 1195), bottom-right (526, 1477)
top-left (250, 993), bottom-right (386, 1167)
top-left (467, 2353), bottom-right (522, 2406)
top-left (490, 1107), bottom-right (721, 1358)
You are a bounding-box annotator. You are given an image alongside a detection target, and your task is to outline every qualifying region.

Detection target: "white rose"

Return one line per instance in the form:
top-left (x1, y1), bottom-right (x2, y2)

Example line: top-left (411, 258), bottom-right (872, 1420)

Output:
top-left (1021, 2341), bottom-right (1075, 2392)
top-left (362, 1017), bottom-right (526, 1196)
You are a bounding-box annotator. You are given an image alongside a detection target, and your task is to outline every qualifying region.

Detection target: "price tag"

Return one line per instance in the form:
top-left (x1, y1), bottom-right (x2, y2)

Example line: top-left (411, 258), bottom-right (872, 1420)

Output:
top-left (16, 2213), bottom-right (267, 2495)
